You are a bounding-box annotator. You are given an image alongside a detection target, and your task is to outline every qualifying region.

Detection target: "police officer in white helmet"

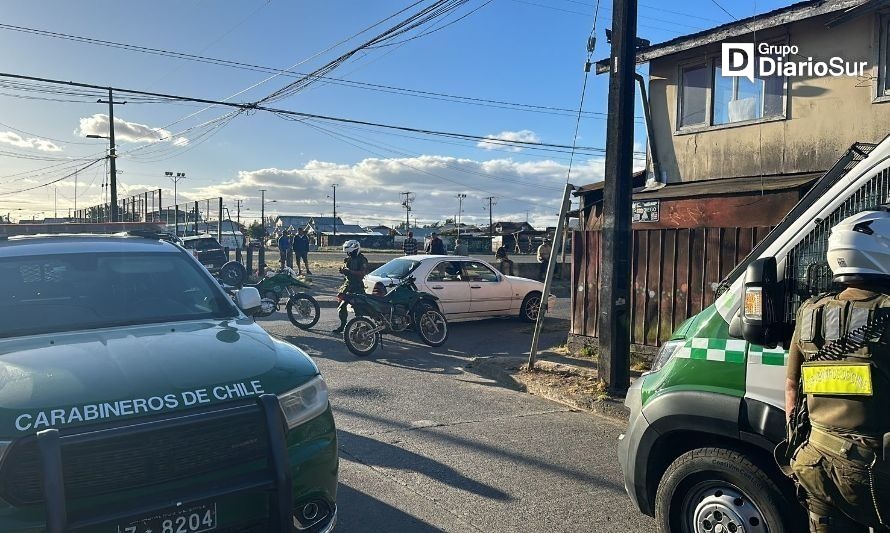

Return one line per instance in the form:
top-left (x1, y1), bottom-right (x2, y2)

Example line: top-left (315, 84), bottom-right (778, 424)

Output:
top-left (785, 207), bottom-right (890, 532)
top-left (333, 240), bottom-right (369, 334)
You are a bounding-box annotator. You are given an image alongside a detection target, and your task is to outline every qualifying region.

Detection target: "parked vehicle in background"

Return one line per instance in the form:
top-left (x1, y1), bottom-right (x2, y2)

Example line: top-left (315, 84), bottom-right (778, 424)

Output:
top-left (364, 255), bottom-right (555, 322)
top-left (618, 136), bottom-right (890, 532)
top-left (0, 232), bottom-right (338, 533)
top-left (180, 234), bottom-right (228, 273)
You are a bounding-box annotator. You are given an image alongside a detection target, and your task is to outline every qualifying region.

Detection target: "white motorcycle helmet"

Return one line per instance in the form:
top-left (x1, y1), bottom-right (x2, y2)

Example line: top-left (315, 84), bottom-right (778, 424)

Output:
top-left (343, 240), bottom-right (361, 255)
top-left (827, 207), bottom-right (890, 284)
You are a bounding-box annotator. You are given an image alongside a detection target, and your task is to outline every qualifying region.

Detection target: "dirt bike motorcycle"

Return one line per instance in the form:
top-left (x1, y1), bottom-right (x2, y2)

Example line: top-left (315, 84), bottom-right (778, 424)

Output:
top-left (221, 263), bottom-right (319, 328)
top-left (338, 276), bottom-right (448, 356)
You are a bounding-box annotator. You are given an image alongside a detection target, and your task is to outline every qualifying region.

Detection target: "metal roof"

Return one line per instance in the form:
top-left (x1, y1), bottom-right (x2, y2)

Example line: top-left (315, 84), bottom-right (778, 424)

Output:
top-left (594, 0), bottom-right (868, 74)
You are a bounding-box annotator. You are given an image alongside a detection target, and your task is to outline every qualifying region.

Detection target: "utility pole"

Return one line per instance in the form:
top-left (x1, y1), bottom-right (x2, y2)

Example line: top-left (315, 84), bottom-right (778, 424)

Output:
top-left (234, 199), bottom-right (245, 226)
top-left (598, 0), bottom-right (638, 395)
top-left (74, 169), bottom-right (77, 217)
top-left (331, 184), bottom-right (338, 236)
top-left (456, 193), bottom-right (466, 239)
top-left (401, 191), bottom-right (413, 232)
top-left (483, 196), bottom-right (496, 239)
top-left (97, 88), bottom-right (119, 222)
top-left (260, 189), bottom-right (267, 273)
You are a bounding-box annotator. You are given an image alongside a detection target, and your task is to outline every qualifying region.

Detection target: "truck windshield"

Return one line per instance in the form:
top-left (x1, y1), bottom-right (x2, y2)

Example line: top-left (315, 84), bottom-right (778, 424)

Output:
top-left (370, 259), bottom-right (421, 279)
top-left (0, 252), bottom-right (238, 338)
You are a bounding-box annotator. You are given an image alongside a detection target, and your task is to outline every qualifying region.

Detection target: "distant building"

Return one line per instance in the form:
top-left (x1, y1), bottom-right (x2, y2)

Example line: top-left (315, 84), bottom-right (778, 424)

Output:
top-left (490, 221), bottom-right (535, 234)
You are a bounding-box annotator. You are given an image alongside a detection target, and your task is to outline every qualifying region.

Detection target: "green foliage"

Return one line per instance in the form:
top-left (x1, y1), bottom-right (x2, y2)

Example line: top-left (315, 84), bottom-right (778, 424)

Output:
top-left (247, 221), bottom-right (264, 239)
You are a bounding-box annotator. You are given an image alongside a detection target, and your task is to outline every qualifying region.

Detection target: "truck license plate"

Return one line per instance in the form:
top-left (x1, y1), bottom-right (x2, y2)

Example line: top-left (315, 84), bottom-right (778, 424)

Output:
top-left (117, 502), bottom-right (216, 533)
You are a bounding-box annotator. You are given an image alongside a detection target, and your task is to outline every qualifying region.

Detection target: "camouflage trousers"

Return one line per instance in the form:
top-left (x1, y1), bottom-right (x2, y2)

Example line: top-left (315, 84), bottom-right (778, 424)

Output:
top-left (791, 438), bottom-right (890, 532)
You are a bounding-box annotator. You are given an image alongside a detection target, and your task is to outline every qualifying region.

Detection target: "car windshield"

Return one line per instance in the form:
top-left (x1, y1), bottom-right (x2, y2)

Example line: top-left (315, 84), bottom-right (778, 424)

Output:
top-left (370, 258), bottom-right (422, 279)
top-left (182, 238), bottom-right (221, 250)
top-left (0, 251), bottom-right (238, 338)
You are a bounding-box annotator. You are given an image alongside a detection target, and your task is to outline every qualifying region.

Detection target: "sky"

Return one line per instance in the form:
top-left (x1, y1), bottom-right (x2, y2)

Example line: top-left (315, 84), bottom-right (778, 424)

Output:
top-left (0, 0), bottom-right (789, 229)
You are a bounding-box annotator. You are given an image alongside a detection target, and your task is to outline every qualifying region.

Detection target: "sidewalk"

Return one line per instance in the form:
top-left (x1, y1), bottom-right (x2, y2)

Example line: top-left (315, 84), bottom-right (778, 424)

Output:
top-left (468, 349), bottom-right (640, 423)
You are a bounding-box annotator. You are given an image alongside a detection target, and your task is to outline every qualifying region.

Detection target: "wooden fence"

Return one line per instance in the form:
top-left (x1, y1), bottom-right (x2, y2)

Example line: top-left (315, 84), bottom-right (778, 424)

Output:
top-left (571, 226), bottom-right (772, 346)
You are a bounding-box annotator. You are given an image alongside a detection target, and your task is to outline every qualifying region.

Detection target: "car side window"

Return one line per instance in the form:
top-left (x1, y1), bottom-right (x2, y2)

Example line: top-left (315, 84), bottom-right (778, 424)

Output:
top-left (462, 261), bottom-right (498, 282)
top-left (427, 261), bottom-right (464, 282)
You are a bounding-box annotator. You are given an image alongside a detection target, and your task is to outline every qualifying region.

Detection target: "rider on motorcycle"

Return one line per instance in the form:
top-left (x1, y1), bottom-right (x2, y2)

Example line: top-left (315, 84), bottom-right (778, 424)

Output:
top-left (333, 240), bottom-right (369, 334)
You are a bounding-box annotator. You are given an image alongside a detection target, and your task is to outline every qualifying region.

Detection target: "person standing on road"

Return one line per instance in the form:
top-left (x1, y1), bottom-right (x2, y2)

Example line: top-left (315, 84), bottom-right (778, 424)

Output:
top-left (783, 209), bottom-right (890, 532)
top-left (277, 230), bottom-right (291, 269)
top-left (333, 240), bottom-right (369, 334)
top-left (403, 231), bottom-right (418, 255)
top-left (293, 228), bottom-right (311, 275)
top-left (426, 232), bottom-right (446, 255)
top-left (495, 243), bottom-right (514, 276)
top-left (453, 238), bottom-right (467, 256)
top-left (536, 238), bottom-right (552, 281)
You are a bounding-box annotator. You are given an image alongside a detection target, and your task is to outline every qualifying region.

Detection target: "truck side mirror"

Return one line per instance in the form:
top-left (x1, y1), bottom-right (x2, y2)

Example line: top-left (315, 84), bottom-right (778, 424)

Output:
top-left (235, 287), bottom-right (262, 315)
top-left (741, 257), bottom-right (782, 347)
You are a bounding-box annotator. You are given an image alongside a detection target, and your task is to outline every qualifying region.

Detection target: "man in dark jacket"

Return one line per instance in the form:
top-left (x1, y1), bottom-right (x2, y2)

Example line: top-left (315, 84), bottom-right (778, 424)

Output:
top-left (292, 229), bottom-right (311, 275)
top-left (277, 231), bottom-right (291, 269)
top-left (425, 232), bottom-right (446, 255)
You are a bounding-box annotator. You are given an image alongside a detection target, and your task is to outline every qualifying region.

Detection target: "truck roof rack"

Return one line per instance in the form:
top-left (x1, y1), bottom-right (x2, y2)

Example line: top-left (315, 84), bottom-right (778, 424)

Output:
top-left (125, 230), bottom-right (181, 243)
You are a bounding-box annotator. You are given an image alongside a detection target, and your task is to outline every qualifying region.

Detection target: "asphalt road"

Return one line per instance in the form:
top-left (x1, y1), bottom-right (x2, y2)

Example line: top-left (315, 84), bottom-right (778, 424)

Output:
top-left (257, 275), bottom-right (653, 532)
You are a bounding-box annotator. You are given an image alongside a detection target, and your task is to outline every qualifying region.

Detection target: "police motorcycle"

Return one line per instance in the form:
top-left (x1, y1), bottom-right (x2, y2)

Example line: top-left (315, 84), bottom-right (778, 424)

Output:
top-left (338, 276), bottom-right (448, 356)
top-left (219, 261), bottom-right (320, 328)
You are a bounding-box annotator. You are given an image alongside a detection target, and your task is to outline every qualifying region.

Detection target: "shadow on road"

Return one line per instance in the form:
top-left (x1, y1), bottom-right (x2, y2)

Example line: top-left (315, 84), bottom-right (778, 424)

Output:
top-left (335, 483), bottom-right (444, 532)
top-left (336, 406), bottom-right (625, 495)
top-left (339, 430), bottom-right (513, 502)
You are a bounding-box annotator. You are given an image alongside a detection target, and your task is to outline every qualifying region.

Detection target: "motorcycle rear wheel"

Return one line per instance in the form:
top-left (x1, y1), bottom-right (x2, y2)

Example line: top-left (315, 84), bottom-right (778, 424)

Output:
top-left (344, 316), bottom-right (380, 357)
top-left (416, 308), bottom-right (448, 347)
top-left (286, 293), bottom-right (320, 329)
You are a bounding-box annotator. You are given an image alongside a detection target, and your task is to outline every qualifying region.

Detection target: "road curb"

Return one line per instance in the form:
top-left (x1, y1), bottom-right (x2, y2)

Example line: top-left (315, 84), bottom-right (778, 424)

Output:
top-left (469, 356), bottom-right (629, 423)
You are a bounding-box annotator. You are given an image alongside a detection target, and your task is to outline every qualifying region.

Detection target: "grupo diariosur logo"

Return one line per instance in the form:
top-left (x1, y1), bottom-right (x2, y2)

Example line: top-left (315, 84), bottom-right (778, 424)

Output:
top-left (721, 42), bottom-right (868, 82)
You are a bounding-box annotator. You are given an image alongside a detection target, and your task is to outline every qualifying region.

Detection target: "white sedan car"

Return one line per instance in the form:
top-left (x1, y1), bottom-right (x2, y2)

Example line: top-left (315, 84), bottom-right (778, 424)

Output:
top-left (363, 255), bottom-right (555, 322)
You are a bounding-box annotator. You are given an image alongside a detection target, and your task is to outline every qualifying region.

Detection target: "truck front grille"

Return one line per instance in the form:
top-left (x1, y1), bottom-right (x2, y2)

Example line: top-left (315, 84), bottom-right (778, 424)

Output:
top-left (0, 405), bottom-right (269, 506)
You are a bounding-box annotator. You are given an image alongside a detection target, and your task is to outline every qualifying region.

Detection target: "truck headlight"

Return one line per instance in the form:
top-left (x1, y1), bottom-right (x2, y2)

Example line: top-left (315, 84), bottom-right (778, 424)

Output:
top-left (278, 376), bottom-right (329, 430)
top-left (651, 340), bottom-right (685, 373)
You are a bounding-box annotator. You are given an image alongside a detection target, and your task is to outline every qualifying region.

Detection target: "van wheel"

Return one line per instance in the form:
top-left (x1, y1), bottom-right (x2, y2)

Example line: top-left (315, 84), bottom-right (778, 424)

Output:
top-left (655, 448), bottom-right (787, 533)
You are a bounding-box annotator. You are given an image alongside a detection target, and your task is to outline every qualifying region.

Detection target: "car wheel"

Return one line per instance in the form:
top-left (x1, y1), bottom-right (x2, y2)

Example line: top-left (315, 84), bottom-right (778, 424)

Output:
top-left (519, 292), bottom-right (542, 322)
top-left (655, 447), bottom-right (790, 533)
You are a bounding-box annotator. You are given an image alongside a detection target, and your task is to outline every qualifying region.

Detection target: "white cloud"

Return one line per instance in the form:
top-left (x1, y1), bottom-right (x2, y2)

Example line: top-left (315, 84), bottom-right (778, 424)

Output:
top-left (78, 114), bottom-right (188, 145)
top-left (192, 154), bottom-right (605, 229)
top-left (476, 129), bottom-right (540, 152)
top-left (0, 131), bottom-right (62, 152)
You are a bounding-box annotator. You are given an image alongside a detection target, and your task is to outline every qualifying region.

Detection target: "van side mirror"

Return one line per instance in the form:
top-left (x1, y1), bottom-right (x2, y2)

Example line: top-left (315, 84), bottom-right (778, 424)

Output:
top-left (741, 257), bottom-right (783, 347)
top-left (234, 287), bottom-right (262, 315)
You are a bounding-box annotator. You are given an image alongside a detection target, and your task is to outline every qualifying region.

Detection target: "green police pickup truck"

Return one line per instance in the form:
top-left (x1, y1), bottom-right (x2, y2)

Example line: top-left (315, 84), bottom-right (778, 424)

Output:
top-left (0, 233), bottom-right (338, 532)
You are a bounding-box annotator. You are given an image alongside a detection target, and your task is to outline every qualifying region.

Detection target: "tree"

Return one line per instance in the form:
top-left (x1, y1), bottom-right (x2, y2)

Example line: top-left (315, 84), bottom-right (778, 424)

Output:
top-left (247, 221), bottom-right (264, 240)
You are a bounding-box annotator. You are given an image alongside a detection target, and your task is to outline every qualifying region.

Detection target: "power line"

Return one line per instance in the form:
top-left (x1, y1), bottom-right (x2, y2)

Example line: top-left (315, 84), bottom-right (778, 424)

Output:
top-left (0, 22), bottom-right (636, 120)
top-left (0, 157), bottom-right (104, 196)
top-left (0, 72), bottom-right (635, 155)
top-left (707, 0), bottom-right (738, 20)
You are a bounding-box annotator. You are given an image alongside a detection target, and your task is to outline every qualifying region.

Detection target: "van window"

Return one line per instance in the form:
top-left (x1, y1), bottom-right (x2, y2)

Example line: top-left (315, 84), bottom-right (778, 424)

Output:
top-left (784, 169), bottom-right (890, 321)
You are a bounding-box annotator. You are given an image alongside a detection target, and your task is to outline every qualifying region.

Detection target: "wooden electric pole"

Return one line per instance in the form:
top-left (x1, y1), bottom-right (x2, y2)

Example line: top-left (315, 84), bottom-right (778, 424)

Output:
top-left (598, 0), bottom-right (638, 394)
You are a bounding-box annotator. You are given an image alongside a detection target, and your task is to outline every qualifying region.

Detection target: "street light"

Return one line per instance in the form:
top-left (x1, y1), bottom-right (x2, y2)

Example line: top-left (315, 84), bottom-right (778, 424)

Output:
top-left (87, 133), bottom-right (118, 222)
top-left (164, 171), bottom-right (187, 226)
top-left (456, 193), bottom-right (467, 239)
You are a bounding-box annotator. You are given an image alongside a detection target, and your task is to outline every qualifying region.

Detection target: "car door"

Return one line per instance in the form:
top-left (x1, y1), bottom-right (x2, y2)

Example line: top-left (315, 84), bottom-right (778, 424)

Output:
top-left (463, 260), bottom-right (512, 314)
top-left (424, 260), bottom-right (471, 316)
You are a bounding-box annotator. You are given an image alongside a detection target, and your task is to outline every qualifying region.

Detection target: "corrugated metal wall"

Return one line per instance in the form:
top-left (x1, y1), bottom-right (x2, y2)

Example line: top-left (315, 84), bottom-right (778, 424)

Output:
top-left (571, 226), bottom-right (772, 346)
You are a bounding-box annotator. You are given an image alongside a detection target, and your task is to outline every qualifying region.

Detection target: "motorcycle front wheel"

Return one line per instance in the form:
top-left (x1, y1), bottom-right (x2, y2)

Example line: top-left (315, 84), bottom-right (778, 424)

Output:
top-left (416, 308), bottom-right (448, 347)
top-left (344, 316), bottom-right (380, 357)
top-left (286, 293), bottom-right (320, 329)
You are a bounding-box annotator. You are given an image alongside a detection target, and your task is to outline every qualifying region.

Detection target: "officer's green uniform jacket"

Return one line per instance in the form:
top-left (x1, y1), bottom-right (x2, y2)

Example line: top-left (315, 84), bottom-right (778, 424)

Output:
top-left (339, 252), bottom-right (368, 294)
top-left (788, 287), bottom-right (890, 532)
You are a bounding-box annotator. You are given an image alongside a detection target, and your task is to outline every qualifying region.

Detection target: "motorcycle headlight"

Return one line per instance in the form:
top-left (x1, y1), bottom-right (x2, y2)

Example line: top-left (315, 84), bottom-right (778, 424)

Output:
top-left (651, 340), bottom-right (685, 373)
top-left (277, 376), bottom-right (329, 430)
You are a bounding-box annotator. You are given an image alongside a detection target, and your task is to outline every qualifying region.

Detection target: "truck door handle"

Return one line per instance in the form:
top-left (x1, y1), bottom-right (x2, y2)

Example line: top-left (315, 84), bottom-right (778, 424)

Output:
top-left (431, 285), bottom-right (444, 289)
top-left (470, 285), bottom-right (482, 289)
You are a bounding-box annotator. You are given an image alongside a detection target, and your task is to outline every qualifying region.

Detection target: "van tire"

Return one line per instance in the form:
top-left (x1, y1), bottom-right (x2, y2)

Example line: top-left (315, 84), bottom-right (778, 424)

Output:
top-left (655, 447), bottom-right (788, 533)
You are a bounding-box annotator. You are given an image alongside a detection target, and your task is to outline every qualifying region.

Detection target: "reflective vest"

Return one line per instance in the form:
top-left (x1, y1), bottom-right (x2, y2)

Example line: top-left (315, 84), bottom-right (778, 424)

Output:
top-left (796, 289), bottom-right (890, 438)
